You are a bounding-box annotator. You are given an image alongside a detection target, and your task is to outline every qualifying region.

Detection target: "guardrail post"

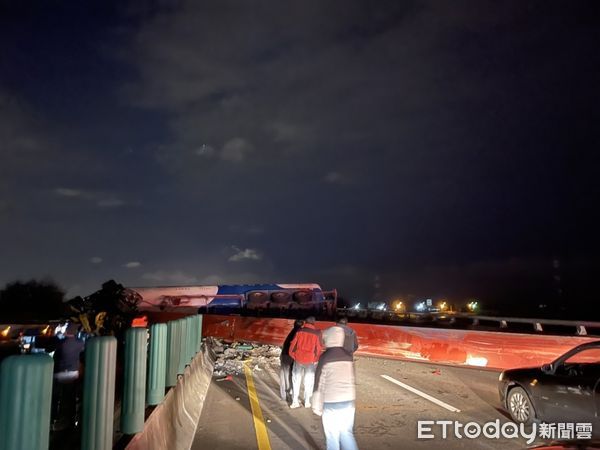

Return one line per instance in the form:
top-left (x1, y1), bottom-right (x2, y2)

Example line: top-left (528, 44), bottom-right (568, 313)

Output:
top-left (0, 354), bottom-right (54, 450)
top-left (576, 326), bottom-right (587, 336)
top-left (82, 336), bottom-right (117, 450)
top-left (166, 320), bottom-right (181, 387)
top-left (185, 316), bottom-right (194, 362)
top-left (192, 315), bottom-right (200, 354)
top-left (534, 323), bottom-right (543, 332)
top-left (500, 320), bottom-right (508, 329)
top-left (196, 314), bottom-right (203, 352)
top-left (190, 315), bottom-right (197, 356)
top-left (147, 323), bottom-right (167, 405)
top-left (178, 318), bottom-right (188, 374)
top-left (121, 328), bottom-right (148, 434)
top-left (190, 314), bottom-right (198, 359)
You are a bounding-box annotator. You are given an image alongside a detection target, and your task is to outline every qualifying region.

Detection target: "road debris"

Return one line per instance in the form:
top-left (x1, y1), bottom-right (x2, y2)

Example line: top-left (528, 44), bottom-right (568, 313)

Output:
top-left (211, 339), bottom-right (282, 377)
top-left (216, 375), bottom-right (233, 382)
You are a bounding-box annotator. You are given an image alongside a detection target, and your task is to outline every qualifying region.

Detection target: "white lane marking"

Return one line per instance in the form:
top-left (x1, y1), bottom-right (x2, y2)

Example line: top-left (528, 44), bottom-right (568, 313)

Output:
top-left (381, 374), bottom-right (461, 413)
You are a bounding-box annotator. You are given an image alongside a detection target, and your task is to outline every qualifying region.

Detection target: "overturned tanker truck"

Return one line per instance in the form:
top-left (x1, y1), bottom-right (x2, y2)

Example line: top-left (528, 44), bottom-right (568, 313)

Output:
top-left (127, 283), bottom-right (338, 317)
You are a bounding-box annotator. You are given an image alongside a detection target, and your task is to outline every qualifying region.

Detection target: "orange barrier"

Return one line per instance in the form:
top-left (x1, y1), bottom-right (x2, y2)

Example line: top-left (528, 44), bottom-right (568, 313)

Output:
top-left (202, 315), bottom-right (597, 370)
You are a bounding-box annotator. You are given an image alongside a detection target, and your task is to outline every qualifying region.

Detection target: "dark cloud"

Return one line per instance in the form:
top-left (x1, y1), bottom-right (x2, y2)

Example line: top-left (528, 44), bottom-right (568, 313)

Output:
top-left (0, 1), bottom-right (597, 314)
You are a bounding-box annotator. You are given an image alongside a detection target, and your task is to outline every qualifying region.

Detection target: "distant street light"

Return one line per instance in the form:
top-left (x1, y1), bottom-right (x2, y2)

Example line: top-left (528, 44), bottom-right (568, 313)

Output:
top-left (467, 301), bottom-right (479, 312)
top-left (392, 299), bottom-right (405, 312)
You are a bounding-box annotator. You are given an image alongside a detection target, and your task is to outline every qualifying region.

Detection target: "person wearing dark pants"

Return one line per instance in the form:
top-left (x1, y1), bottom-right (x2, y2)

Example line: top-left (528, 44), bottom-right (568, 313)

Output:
top-left (280, 319), bottom-right (304, 401)
top-left (51, 323), bottom-right (84, 431)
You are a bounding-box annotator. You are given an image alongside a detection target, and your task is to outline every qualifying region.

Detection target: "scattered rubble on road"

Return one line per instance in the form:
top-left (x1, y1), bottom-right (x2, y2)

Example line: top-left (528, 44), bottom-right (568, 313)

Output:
top-left (211, 339), bottom-right (282, 377)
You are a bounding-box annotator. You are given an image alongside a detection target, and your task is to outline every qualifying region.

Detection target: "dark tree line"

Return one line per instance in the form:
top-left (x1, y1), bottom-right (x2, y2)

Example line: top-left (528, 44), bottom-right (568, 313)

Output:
top-left (0, 279), bottom-right (141, 335)
top-left (0, 279), bottom-right (67, 322)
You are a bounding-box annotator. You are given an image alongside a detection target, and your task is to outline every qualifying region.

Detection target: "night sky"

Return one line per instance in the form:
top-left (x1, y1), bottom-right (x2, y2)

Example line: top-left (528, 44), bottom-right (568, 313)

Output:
top-left (1, 1), bottom-right (598, 315)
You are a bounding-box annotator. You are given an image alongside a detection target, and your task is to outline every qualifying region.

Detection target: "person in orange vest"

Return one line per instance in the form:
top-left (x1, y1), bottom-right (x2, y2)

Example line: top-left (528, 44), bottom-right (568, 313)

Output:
top-left (289, 316), bottom-right (324, 408)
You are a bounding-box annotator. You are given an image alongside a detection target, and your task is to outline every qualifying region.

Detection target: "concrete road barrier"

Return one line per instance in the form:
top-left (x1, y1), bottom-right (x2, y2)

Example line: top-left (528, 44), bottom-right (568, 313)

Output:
top-left (126, 343), bottom-right (214, 450)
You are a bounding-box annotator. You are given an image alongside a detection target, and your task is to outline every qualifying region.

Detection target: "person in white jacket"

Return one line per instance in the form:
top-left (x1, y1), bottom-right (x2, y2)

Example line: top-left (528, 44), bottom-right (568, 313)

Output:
top-left (312, 326), bottom-right (359, 450)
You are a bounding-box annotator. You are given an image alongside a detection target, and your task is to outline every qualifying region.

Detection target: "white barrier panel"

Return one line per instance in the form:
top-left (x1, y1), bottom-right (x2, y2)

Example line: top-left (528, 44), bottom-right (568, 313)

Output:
top-left (126, 343), bottom-right (214, 450)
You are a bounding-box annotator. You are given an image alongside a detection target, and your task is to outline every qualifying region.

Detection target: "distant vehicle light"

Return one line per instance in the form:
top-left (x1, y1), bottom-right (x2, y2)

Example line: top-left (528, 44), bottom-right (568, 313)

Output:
top-left (55, 323), bottom-right (67, 335)
top-left (393, 301), bottom-right (405, 311)
top-left (467, 301), bottom-right (479, 312)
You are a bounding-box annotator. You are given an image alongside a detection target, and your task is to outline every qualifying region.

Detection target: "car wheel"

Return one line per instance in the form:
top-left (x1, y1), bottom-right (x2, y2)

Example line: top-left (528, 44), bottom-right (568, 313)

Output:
top-left (507, 386), bottom-right (534, 424)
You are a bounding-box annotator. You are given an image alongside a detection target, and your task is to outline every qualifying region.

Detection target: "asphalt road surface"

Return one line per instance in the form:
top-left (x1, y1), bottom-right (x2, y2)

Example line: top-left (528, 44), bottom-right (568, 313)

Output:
top-left (192, 356), bottom-right (555, 449)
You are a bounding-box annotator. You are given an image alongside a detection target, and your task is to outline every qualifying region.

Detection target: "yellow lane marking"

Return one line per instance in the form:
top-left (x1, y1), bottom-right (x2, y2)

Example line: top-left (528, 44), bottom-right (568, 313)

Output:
top-left (244, 362), bottom-right (272, 450)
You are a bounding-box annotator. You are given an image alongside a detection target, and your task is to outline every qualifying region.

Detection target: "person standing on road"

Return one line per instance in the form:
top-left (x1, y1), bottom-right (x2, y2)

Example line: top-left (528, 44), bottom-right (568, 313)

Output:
top-left (53, 323), bottom-right (85, 381)
top-left (51, 323), bottom-right (85, 431)
top-left (280, 319), bottom-right (304, 401)
top-left (289, 316), bottom-right (323, 408)
top-left (311, 326), bottom-right (359, 450)
top-left (335, 317), bottom-right (358, 355)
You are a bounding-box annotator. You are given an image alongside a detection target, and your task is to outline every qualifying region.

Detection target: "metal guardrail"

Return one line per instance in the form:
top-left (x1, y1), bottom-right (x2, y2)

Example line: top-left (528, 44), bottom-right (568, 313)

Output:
top-left (337, 308), bottom-right (600, 336)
